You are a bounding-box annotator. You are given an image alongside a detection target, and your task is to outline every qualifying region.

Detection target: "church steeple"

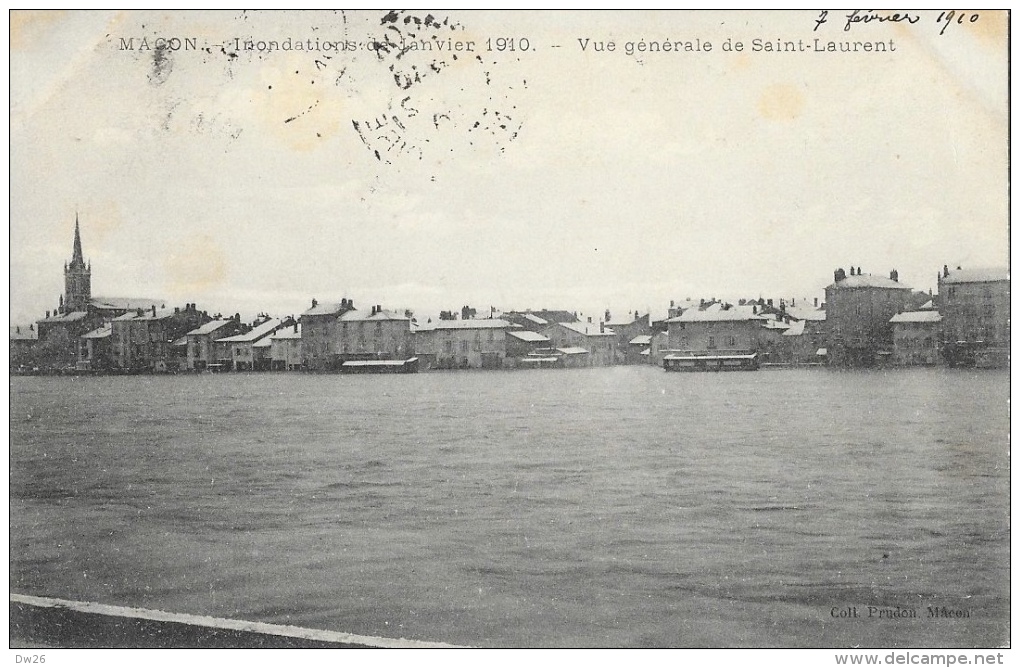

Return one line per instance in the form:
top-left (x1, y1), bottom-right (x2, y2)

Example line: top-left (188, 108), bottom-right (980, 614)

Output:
top-left (70, 213), bottom-right (85, 268)
top-left (64, 215), bottom-right (91, 312)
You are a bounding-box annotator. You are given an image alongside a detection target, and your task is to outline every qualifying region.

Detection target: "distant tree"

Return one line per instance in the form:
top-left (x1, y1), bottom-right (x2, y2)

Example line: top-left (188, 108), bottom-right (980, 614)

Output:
top-left (461, 305), bottom-right (476, 320)
top-left (439, 310), bottom-right (457, 321)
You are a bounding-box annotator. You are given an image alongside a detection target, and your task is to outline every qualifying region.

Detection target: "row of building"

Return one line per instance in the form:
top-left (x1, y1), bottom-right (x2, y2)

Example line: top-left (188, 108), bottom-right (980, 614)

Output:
top-left (9, 220), bottom-right (1011, 372)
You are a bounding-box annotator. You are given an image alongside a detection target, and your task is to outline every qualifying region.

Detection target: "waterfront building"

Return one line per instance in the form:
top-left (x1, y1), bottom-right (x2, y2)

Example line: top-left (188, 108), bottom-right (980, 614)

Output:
top-left (79, 325), bottom-right (113, 370)
top-left (216, 318), bottom-right (293, 371)
top-left (777, 305), bottom-right (827, 364)
top-left (300, 298), bottom-right (355, 371)
top-left (608, 312), bottom-right (652, 364)
top-left (415, 319), bottom-right (513, 369)
top-left (111, 304), bottom-right (211, 371)
top-left (758, 315), bottom-right (792, 364)
top-left (823, 267), bottom-right (916, 367)
top-left (936, 266), bottom-right (1010, 367)
top-left (270, 323), bottom-right (303, 371)
top-left (665, 303), bottom-right (765, 356)
top-left (539, 320), bottom-right (617, 367)
top-left (335, 306), bottom-right (414, 363)
top-left (890, 311), bottom-right (943, 366)
top-left (185, 319), bottom-right (243, 370)
top-left (505, 329), bottom-right (551, 364)
top-left (10, 325), bottom-right (38, 369)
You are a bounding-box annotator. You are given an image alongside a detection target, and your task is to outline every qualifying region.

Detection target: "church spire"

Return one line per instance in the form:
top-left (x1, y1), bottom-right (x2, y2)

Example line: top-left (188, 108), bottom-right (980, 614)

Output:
top-left (71, 213), bottom-right (84, 266)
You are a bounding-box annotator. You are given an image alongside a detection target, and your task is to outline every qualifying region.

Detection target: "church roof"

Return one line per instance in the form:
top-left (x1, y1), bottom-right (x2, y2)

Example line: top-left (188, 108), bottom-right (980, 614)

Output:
top-left (91, 297), bottom-right (166, 311)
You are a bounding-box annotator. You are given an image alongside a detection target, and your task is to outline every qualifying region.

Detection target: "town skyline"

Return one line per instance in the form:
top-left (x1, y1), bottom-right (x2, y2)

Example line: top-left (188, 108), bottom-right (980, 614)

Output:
top-left (10, 10), bottom-right (1008, 325)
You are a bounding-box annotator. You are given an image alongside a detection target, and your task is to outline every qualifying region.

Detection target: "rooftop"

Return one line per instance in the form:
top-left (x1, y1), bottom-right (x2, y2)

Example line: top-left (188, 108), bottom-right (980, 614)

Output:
top-left (38, 311), bottom-right (88, 323)
top-left (667, 305), bottom-right (763, 323)
top-left (186, 319), bottom-right (237, 336)
top-left (91, 297), bottom-right (166, 311)
top-left (338, 309), bottom-right (410, 322)
top-left (940, 267), bottom-right (1008, 284)
top-left (418, 319), bottom-right (512, 331)
top-left (217, 318), bottom-right (284, 343)
top-left (629, 335), bottom-right (652, 345)
top-left (828, 274), bottom-right (912, 290)
top-left (782, 320), bottom-right (806, 337)
top-left (301, 301), bottom-right (349, 317)
top-left (10, 326), bottom-right (38, 340)
top-left (507, 330), bottom-right (549, 342)
top-left (783, 306), bottom-right (826, 322)
top-left (549, 321), bottom-right (615, 336)
top-left (271, 325), bottom-right (302, 340)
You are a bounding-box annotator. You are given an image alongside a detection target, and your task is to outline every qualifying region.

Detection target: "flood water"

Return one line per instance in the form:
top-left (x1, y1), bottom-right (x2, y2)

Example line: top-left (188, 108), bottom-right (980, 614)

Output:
top-left (8, 367), bottom-right (1010, 648)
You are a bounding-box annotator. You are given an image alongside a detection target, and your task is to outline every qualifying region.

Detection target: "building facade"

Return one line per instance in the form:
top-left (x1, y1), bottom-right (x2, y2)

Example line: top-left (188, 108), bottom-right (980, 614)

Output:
top-left (111, 305), bottom-right (210, 371)
top-left (937, 266), bottom-right (1009, 367)
top-left (270, 324), bottom-right (303, 370)
top-left (300, 298), bottom-right (355, 371)
top-left (335, 307), bottom-right (414, 362)
top-left (665, 304), bottom-right (764, 355)
top-left (824, 267), bottom-right (916, 367)
top-left (415, 319), bottom-right (513, 369)
top-left (890, 311), bottom-right (943, 366)
top-left (185, 319), bottom-right (243, 370)
top-left (539, 320), bottom-right (617, 366)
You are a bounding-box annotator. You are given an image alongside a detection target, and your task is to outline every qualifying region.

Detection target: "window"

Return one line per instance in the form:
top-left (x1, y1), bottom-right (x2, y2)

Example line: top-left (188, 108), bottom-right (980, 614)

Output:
top-left (444, 340), bottom-right (453, 353)
top-left (727, 336), bottom-right (736, 347)
top-left (707, 336), bottom-right (716, 349)
top-left (460, 340), bottom-right (469, 353)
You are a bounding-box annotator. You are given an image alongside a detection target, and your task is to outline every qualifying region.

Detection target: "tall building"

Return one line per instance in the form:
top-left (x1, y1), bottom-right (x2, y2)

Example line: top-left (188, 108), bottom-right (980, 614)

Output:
top-left (63, 215), bottom-right (92, 313)
top-left (937, 265), bottom-right (1010, 367)
top-left (824, 267), bottom-right (916, 367)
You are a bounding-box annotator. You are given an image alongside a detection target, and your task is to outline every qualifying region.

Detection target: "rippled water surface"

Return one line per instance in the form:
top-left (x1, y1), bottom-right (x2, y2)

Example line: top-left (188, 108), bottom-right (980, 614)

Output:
top-left (9, 367), bottom-right (1009, 647)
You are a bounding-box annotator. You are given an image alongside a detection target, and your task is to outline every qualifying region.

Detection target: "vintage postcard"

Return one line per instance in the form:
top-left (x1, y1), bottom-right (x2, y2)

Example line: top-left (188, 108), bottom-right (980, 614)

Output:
top-left (8, 9), bottom-right (1009, 659)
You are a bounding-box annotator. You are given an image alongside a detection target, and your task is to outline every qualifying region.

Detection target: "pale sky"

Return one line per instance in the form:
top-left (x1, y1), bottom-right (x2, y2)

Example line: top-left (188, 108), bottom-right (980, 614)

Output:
top-left (9, 10), bottom-right (1009, 325)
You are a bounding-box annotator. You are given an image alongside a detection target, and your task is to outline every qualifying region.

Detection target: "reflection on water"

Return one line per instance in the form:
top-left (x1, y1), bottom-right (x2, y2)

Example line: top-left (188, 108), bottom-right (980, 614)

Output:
top-left (9, 367), bottom-right (1009, 647)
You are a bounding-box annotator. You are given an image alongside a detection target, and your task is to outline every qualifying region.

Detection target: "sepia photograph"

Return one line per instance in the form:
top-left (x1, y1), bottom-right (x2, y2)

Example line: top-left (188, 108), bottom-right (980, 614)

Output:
top-left (8, 9), bottom-right (1010, 661)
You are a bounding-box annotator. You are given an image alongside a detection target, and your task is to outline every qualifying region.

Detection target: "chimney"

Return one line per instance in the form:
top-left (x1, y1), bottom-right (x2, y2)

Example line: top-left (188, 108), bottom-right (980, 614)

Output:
top-left (175, 307), bottom-right (180, 314)
top-left (813, 297), bottom-right (818, 308)
top-left (371, 305), bottom-right (377, 315)
top-left (943, 264), bottom-right (949, 278)
top-left (856, 266), bottom-right (862, 275)
top-left (16, 326), bottom-right (20, 333)
top-left (293, 322), bottom-right (298, 333)
top-left (600, 322), bottom-right (605, 333)
top-left (377, 305), bottom-right (382, 314)
top-left (670, 300), bottom-right (675, 307)
top-left (890, 269), bottom-right (898, 282)
top-left (752, 305), bottom-right (758, 314)
top-left (767, 299), bottom-right (773, 307)
top-left (311, 298), bottom-right (318, 308)
top-left (137, 308), bottom-right (144, 316)
top-left (151, 305), bottom-right (157, 316)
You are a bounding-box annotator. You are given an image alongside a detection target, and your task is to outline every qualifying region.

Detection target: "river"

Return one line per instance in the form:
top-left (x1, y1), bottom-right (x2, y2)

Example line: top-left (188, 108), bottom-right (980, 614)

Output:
top-left (8, 367), bottom-right (1010, 647)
